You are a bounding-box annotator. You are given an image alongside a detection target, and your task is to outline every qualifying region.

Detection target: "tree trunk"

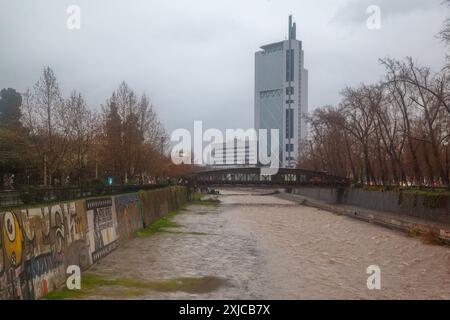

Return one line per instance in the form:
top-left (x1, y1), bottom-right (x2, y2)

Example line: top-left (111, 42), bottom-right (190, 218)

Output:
top-left (407, 137), bottom-right (421, 185)
top-left (43, 154), bottom-right (48, 186)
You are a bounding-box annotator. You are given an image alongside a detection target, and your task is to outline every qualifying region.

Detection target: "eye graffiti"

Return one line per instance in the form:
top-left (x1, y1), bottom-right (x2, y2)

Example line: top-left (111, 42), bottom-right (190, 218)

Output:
top-left (2, 212), bottom-right (24, 268)
top-left (50, 205), bottom-right (66, 254)
top-left (5, 213), bottom-right (16, 242)
top-left (20, 210), bottom-right (36, 244)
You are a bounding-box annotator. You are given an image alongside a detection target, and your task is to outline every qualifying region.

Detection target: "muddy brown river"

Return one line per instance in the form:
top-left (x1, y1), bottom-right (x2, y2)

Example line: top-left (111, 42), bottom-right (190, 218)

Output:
top-left (79, 189), bottom-right (450, 300)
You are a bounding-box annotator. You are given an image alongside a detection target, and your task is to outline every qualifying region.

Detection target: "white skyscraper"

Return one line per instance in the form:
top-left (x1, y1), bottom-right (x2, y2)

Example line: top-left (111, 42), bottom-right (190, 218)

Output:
top-left (254, 15), bottom-right (308, 168)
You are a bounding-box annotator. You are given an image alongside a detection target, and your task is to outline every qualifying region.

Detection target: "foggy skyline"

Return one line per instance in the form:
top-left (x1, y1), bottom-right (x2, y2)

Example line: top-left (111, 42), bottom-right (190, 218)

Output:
top-left (0, 0), bottom-right (448, 134)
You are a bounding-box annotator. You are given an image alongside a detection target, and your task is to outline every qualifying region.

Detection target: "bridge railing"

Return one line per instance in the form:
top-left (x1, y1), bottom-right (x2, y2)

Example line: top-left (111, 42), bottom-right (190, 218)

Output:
top-left (188, 169), bottom-right (351, 187)
top-left (0, 184), bottom-right (169, 209)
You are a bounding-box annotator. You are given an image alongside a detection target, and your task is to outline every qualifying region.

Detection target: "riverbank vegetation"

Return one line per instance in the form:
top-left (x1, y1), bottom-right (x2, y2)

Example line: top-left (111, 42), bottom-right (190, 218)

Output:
top-left (190, 193), bottom-right (221, 206)
top-left (298, 1), bottom-right (450, 189)
top-left (42, 274), bottom-right (226, 300)
top-left (0, 71), bottom-right (194, 189)
top-left (136, 194), bottom-right (220, 238)
top-left (136, 209), bottom-right (184, 237)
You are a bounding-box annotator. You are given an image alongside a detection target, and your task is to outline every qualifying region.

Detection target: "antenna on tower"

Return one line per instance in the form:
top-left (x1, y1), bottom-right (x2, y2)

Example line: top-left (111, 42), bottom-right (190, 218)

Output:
top-left (288, 15), bottom-right (296, 40)
top-left (288, 15), bottom-right (292, 40)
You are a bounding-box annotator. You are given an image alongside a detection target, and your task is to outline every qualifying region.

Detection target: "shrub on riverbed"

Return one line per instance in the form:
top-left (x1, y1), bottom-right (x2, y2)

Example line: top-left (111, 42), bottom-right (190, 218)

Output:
top-left (421, 228), bottom-right (443, 245)
top-left (422, 193), bottom-right (448, 209)
top-left (136, 210), bottom-right (183, 237)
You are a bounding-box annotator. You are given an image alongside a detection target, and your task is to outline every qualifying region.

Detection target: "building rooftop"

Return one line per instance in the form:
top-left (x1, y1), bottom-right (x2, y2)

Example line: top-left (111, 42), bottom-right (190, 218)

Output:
top-left (260, 41), bottom-right (285, 51)
top-left (259, 15), bottom-right (298, 53)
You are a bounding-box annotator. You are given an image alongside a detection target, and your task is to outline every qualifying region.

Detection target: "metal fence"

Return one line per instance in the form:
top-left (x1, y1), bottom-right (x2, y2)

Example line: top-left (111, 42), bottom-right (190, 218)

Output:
top-left (0, 184), bottom-right (169, 209)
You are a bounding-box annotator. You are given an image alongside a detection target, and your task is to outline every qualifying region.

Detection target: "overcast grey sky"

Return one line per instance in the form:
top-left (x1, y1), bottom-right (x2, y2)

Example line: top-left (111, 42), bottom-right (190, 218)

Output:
top-left (0, 0), bottom-right (448, 134)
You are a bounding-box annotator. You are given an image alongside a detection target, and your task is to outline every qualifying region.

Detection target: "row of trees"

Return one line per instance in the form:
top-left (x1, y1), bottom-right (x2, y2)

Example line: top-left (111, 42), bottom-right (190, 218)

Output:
top-left (298, 4), bottom-right (450, 187)
top-left (0, 67), bottom-right (175, 188)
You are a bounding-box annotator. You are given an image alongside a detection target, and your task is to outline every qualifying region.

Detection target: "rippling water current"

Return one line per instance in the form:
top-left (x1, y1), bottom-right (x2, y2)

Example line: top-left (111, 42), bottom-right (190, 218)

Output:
top-left (85, 189), bottom-right (450, 300)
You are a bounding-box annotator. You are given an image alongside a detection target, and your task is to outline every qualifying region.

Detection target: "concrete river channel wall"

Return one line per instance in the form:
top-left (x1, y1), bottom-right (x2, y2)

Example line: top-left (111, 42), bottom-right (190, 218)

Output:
top-left (292, 187), bottom-right (450, 225)
top-left (0, 186), bottom-right (188, 300)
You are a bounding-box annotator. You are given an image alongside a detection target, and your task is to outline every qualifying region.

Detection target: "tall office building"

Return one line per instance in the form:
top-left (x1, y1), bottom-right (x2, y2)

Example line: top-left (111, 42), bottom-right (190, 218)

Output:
top-left (254, 15), bottom-right (308, 168)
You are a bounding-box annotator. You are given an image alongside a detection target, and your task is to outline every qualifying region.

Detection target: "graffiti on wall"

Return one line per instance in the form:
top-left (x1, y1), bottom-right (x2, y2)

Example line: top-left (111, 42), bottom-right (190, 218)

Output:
top-left (0, 211), bottom-right (29, 299)
top-left (0, 221), bottom-right (3, 275)
top-left (0, 187), bottom-right (188, 300)
top-left (114, 194), bottom-right (143, 240)
top-left (86, 198), bottom-right (118, 263)
top-left (0, 201), bottom-right (89, 300)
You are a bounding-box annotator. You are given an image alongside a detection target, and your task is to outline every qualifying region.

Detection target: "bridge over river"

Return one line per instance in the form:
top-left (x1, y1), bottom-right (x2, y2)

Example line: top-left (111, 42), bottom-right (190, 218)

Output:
top-left (187, 167), bottom-right (351, 188)
top-left (67, 189), bottom-right (450, 300)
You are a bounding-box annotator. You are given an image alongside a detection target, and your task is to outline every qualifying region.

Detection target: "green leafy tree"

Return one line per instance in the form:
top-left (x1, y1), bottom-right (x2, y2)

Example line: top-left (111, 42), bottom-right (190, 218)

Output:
top-left (0, 88), bottom-right (22, 128)
top-left (0, 88), bottom-right (32, 187)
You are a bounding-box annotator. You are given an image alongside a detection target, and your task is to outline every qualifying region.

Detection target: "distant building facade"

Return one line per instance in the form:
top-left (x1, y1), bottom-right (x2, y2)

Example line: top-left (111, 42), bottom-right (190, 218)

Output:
top-left (207, 139), bottom-right (257, 168)
top-left (254, 15), bottom-right (308, 168)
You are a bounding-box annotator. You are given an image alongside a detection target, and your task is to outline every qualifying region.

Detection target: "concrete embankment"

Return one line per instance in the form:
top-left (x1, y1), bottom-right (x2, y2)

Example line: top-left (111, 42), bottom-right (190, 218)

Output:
top-left (0, 186), bottom-right (188, 300)
top-left (281, 188), bottom-right (450, 244)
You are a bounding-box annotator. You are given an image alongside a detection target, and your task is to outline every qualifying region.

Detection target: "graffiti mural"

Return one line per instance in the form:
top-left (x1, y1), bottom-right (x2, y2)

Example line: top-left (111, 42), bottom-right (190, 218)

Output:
top-left (0, 211), bottom-right (29, 299)
top-left (66, 240), bottom-right (90, 271)
top-left (0, 187), bottom-right (188, 300)
top-left (0, 222), bottom-right (3, 275)
top-left (0, 201), bottom-right (89, 300)
top-left (114, 194), bottom-right (143, 241)
top-left (2, 212), bottom-right (24, 268)
top-left (86, 198), bottom-right (118, 263)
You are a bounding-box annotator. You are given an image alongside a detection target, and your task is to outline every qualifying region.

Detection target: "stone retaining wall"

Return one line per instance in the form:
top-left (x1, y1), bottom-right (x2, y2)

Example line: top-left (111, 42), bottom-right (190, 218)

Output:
top-left (292, 187), bottom-right (450, 225)
top-left (0, 186), bottom-right (188, 300)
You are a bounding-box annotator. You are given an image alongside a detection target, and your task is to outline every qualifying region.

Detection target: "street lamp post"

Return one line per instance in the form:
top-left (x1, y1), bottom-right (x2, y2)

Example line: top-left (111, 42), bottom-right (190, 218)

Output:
top-left (445, 140), bottom-right (450, 189)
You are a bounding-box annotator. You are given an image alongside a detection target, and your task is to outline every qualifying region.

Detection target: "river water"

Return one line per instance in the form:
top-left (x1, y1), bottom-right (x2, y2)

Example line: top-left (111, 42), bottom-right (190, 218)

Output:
top-left (85, 189), bottom-right (450, 300)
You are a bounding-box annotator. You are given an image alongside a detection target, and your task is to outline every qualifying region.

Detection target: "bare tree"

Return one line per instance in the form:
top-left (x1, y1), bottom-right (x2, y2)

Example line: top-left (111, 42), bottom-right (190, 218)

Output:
top-left (340, 85), bottom-right (378, 184)
top-left (22, 67), bottom-right (69, 186)
top-left (64, 91), bottom-right (99, 185)
top-left (381, 58), bottom-right (423, 185)
top-left (100, 83), bottom-right (167, 184)
top-left (301, 58), bottom-right (450, 188)
top-left (439, 0), bottom-right (450, 64)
